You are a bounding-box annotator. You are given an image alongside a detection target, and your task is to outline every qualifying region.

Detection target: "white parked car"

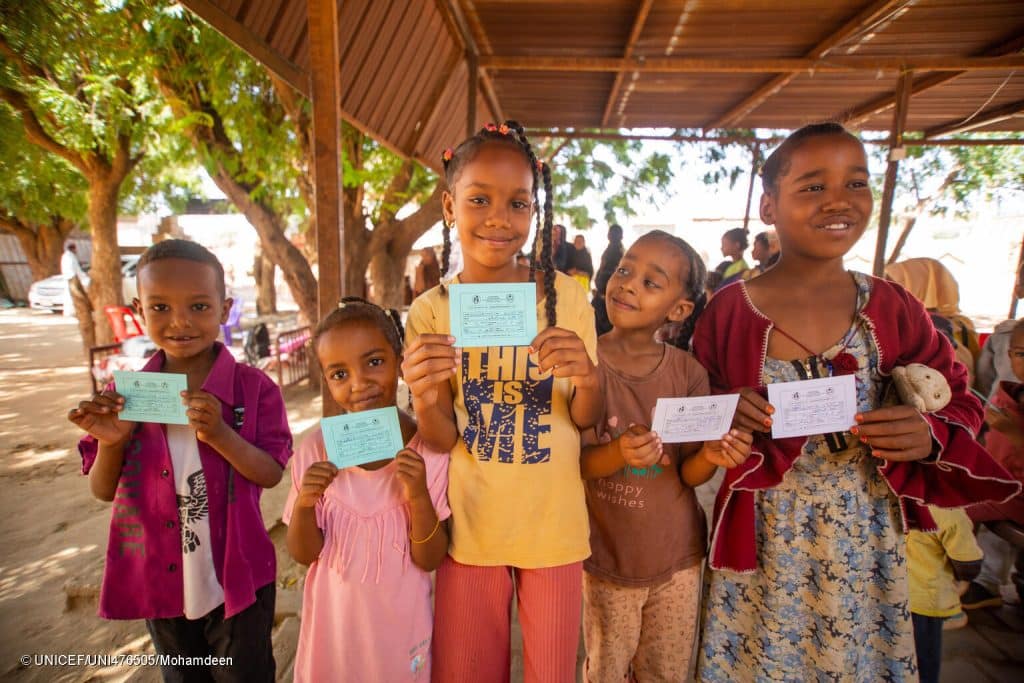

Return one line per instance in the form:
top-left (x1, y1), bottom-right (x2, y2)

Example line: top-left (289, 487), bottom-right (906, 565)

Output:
top-left (28, 255), bottom-right (140, 313)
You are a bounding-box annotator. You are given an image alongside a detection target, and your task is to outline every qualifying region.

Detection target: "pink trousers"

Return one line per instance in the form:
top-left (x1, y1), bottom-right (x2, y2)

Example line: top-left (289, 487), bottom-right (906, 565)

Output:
top-left (431, 555), bottom-right (583, 683)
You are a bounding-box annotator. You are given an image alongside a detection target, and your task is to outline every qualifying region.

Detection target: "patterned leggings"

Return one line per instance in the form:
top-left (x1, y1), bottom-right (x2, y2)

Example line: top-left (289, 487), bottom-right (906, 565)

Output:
top-left (582, 565), bottom-right (701, 683)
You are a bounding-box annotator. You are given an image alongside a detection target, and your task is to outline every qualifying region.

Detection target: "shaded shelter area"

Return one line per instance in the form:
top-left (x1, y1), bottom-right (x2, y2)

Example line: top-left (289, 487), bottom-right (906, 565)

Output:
top-left (177, 0), bottom-right (1024, 320)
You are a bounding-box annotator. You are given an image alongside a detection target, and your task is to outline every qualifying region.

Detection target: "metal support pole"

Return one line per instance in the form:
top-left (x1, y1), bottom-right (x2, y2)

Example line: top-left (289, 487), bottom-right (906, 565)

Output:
top-left (873, 69), bottom-right (912, 277)
top-left (742, 144), bottom-right (761, 233)
top-left (1011, 237), bottom-right (1023, 319)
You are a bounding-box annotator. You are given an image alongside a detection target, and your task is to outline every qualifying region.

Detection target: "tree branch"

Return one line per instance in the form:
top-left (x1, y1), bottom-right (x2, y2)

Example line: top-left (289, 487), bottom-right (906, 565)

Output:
top-left (377, 160), bottom-right (414, 225)
top-left (0, 33), bottom-right (52, 85)
top-left (391, 182), bottom-right (444, 256)
top-left (544, 139), bottom-right (571, 165)
top-left (0, 211), bottom-right (31, 238)
top-left (0, 85), bottom-right (89, 175)
top-left (269, 72), bottom-right (313, 212)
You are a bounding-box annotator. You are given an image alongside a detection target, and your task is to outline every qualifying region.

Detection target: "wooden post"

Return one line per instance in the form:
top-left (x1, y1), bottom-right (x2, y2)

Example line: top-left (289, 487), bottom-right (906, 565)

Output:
top-left (742, 144), bottom-right (760, 233)
top-left (1011, 238), bottom-right (1023, 319)
top-left (873, 70), bottom-right (912, 277)
top-left (467, 51), bottom-right (478, 135)
top-left (307, 0), bottom-right (344, 413)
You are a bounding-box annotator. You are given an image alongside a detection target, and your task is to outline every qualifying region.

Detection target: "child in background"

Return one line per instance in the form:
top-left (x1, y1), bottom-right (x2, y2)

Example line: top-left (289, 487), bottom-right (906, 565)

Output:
top-left (907, 506), bottom-right (982, 683)
top-left (742, 229), bottom-right (780, 279)
top-left (713, 227), bottom-right (749, 289)
top-left (579, 230), bottom-right (753, 682)
top-left (591, 223), bottom-right (625, 336)
top-left (283, 298), bottom-right (449, 682)
top-left (403, 121), bottom-right (601, 682)
top-left (69, 239), bottom-right (291, 682)
top-left (963, 318), bottom-right (1024, 609)
top-left (692, 123), bottom-right (1019, 680)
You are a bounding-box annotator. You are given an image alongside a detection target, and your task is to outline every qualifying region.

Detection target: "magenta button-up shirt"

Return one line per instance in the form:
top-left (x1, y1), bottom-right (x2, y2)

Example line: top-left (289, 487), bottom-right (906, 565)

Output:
top-left (79, 343), bottom-right (292, 620)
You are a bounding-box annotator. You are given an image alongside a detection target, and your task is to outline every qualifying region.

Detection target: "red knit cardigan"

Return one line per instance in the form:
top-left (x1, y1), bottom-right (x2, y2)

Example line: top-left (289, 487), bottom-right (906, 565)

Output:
top-left (692, 275), bottom-right (1020, 573)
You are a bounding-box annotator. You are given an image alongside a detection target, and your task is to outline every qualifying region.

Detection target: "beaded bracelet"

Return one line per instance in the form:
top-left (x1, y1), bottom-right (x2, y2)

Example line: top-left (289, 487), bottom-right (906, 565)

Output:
top-left (410, 517), bottom-right (441, 544)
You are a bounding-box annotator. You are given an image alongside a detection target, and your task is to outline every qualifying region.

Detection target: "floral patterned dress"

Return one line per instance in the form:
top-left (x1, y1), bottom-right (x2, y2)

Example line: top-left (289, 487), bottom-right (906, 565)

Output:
top-left (698, 273), bottom-right (917, 682)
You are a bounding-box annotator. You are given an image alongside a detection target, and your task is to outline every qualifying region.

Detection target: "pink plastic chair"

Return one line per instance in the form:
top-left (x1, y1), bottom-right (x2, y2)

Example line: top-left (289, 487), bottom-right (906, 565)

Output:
top-left (103, 305), bottom-right (145, 343)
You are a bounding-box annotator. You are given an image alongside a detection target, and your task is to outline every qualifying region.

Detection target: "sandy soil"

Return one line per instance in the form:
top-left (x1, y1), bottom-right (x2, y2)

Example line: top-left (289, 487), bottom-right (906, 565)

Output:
top-left (0, 309), bottom-right (319, 682)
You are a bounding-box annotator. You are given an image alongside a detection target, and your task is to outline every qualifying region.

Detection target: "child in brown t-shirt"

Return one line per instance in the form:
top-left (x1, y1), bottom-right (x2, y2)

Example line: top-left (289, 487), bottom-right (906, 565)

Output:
top-left (580, 230), bottom-right (754, 682)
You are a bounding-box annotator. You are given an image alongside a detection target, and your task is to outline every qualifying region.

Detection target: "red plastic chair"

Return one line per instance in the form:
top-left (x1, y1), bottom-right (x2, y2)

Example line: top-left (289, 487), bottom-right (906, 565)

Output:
top-left (104, 305), bottom-right (145, 342)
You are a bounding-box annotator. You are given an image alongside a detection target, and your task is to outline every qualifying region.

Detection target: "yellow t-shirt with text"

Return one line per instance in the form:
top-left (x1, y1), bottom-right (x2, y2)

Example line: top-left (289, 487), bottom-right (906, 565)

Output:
top-left (405, 272), bottom-right (597, 568)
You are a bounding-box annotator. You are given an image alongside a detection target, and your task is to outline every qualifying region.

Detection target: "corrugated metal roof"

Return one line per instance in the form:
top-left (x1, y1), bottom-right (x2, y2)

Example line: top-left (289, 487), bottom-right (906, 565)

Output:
top-left (179, 0), bottom-right (1024, 171)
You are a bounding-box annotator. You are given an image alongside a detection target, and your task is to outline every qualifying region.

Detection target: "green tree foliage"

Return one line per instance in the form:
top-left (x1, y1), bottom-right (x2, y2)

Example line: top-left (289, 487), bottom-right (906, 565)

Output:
top-left (534, 136), bottom-right (676, 229)
top-left (148, 6), bottom-right (442, 312)
top-left (0, 0), bottom-right (170, 346)
top-left (0, 107), bottom-right (86, 279)
top-left (879, 135), bottom-right (1024, 263)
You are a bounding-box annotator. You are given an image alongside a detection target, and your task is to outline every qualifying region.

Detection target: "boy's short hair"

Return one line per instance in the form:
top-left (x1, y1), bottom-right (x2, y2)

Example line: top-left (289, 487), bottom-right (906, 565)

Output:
top-left (136, 239), bottom-right (226, 299)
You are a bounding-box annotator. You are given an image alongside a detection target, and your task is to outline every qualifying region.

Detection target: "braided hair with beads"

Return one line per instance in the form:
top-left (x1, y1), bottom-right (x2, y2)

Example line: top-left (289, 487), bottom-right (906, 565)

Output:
top-left (439, 121), bottom-right (558, 328)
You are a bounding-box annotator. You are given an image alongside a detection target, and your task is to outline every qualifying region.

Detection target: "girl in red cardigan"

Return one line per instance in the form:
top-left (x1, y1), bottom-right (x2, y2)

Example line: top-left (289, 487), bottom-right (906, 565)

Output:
top-left (692, 123), bottom-right (1018, 681)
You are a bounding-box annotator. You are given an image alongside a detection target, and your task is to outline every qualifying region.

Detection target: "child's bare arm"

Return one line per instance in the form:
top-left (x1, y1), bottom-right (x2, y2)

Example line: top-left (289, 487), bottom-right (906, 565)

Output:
top-left (395, 449), bottom-right (449, 571)
top-left (182, 390), bottom-right (283, 487)
top-left (531, 327), bottom-right (601, 429)
top-left (68, 391), bottom-right (134, 501)
top-left (950, 558), bottom-right (982, 583)
top-left (402, 335), bottom-right (459, 452)
top-left (680, 430), bottom-right (753, 487)
top-left (88, 443), bottom-right (128, 501)
top-left (569, 380), bottom-right (603, 430)
top-left (286, 461), bottom-right (337, 565)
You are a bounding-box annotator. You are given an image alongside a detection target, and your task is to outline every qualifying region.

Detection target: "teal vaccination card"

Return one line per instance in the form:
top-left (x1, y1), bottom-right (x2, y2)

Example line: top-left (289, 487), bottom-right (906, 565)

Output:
top-left (448, 282), bottom-right (538, 348)
top-left (321, 406), bottom-right (405, 469)
top-left (113, 370), bottom-right (189, 425)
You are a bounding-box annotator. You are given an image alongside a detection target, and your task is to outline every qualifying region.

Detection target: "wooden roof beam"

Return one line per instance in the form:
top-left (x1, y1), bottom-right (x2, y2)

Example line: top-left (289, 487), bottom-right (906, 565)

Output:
top-left (525, 129), bottom-right (1024, 147)
top-left (924, 98), bottom-right (1024, 138)
top-left (600, 0), bottom-right (654, 128)
top-left (437, 0), bottom-right (504, 123)
top-left (707, 0), bottom-right (905, 130)
top-left (478, 54), bottom-right (1024, 73)
top-left (843, 32), bottom-right (1024, 126)
top-left (179, 0), bottom-right (309, 96)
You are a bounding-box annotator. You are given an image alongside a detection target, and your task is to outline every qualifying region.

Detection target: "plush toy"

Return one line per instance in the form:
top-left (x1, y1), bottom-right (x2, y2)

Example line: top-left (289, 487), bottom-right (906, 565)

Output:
top-left (891, 363), bottom-right (951, 413)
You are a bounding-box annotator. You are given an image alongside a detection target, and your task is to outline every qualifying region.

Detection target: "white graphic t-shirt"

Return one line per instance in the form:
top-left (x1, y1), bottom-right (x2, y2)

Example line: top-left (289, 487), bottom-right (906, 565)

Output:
top-left (167, 424), bottom-right (225, 619)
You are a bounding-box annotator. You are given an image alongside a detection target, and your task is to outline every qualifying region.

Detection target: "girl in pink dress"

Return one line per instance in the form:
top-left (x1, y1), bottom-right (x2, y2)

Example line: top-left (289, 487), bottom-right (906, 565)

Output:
top-left (284, 298), bottom-right (450, 682)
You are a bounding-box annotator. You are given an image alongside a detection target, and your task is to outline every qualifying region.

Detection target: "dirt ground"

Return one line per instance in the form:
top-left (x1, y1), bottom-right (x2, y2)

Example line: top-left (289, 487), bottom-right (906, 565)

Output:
top-left (0, 309), bottom-right (319, 682)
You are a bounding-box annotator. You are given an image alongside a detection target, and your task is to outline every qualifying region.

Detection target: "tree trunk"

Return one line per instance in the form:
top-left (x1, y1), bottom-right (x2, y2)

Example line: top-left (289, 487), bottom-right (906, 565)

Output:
top-left (254, 251), bottom-right (277, 314)
top-left (69, 275), bottom-right (95, 357)
top-left (86, 180), bottom-right (123, 346)
top-left (886, 216), bottom-right (917, 266)
top-left (210, 166), bottom-right (319, 325)
top-left (368, 246), bottom-right (408, 310)
top-left (363, 185), bottom-right (443, 307)
top-left (11, 218), bottom-right (70, 280)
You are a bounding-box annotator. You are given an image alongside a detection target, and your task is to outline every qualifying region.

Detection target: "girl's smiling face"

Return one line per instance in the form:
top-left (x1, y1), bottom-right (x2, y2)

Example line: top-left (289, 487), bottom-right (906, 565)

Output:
top-left (760, 133), bottom-right (872, 262)
top-left (442, 143), bottom-right (535, 276)
top-left (317, 321), bottom-right (401, 413)
top-left (606, 236), bottom-right (694, 332)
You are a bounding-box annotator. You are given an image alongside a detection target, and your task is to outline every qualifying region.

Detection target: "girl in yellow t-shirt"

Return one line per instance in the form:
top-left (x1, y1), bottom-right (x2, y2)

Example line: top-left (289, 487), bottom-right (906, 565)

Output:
top-left (403, 121), bottom-right (600, 682)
